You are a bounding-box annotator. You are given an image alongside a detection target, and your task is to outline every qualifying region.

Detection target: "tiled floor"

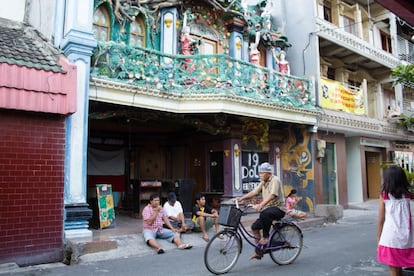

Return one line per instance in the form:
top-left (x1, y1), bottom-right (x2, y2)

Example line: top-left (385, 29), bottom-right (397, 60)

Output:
top-left (90, 211), bottom-right (142, 241)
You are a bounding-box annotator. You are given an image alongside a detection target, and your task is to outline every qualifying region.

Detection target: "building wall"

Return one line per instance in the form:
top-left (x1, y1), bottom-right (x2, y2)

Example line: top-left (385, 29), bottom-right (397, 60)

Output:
top-left (281, 0), bottom-right (319, 79)
top-left (0, 0), bottom-right (25, 21)
top-left (314, 132), bottom-right (349, 208)
top-left (0, 110), bottom-right (65, 265)
top-left (346, 137), bottom-right (364, 202)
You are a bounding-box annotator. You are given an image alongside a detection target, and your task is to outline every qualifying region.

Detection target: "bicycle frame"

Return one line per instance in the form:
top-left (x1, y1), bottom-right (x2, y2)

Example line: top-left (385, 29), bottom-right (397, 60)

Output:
top-left (223, 207), bottom-right (302, 253)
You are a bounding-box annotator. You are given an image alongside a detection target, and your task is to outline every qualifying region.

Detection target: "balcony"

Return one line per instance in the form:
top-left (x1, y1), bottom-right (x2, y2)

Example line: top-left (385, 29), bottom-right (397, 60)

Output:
top-left (397, 35), bottom-right (414, 64)
top-left (316, 18), bottom-right (400, 69)
top-left (90, 42), bottom-right (317, 113)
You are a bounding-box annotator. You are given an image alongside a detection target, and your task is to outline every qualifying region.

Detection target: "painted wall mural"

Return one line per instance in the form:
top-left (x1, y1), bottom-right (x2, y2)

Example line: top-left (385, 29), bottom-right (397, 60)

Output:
top-left (281, 125), bottom-right (315, 212)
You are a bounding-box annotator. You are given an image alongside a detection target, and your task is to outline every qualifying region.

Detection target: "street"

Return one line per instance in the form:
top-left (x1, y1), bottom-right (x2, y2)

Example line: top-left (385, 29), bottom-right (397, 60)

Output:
top-left (3, 205), bottom-right (408, 276)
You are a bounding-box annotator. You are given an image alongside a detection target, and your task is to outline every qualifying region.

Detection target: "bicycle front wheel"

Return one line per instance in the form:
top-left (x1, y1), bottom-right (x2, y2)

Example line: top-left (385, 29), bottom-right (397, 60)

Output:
top-left (269, 224), bottom-right (303, 265)
top-left (204, 229), bottom-right (241, 275)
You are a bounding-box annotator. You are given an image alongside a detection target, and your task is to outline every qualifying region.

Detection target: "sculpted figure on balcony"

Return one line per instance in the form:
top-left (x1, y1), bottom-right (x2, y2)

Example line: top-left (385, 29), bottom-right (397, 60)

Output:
top-left (250, 25), bottom-right (261, 66)
top-left (273, 49), bottom-right (290, 75)
top-left (181, 12), bottom-right (200, 71)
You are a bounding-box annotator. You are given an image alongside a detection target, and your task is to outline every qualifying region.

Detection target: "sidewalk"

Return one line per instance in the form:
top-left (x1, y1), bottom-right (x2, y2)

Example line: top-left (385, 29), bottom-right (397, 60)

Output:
top-left (0, 199), bottom-right (395, 274)
top-left (71, 199), bottom-right (394, 263)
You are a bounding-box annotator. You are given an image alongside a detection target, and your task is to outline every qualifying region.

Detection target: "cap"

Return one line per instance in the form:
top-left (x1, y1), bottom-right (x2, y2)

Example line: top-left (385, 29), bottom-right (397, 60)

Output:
top-left (167, 192), bottom-right (177, 202)
top-left (258, 162), bottom-right (273, 173)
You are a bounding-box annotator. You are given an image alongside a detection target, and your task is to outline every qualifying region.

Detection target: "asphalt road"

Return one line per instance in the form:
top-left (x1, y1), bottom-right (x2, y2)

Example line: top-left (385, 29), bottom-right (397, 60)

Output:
top-left (4, 202), bottom-right (414, 276)
top-left (0, 208), bottom-right (398, 276)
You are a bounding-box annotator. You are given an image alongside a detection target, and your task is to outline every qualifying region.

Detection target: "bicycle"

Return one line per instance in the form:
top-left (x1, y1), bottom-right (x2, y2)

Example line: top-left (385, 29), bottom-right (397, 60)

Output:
top-left (204, 200), bottom-right (303, 275)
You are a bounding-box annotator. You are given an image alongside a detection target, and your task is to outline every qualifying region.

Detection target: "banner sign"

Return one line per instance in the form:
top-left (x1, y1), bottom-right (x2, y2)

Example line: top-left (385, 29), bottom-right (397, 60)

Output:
top-left (241, 151), bottom-right (268, 193)
top-left (320, 78), bottom-right (365, 115)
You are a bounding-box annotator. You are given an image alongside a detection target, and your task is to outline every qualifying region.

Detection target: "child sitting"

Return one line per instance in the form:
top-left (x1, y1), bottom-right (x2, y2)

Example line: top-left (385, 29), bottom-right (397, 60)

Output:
top-left (285, 189), bottom-right (306, 219)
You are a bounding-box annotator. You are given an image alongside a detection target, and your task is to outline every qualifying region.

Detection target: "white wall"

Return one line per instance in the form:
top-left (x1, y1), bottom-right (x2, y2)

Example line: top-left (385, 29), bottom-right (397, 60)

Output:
top-left (346, 137), bottom-right (364, 202)
top-left (26, 0), bottom-right (56, 40)
top-left (0, 0), bottom-right (25, 22)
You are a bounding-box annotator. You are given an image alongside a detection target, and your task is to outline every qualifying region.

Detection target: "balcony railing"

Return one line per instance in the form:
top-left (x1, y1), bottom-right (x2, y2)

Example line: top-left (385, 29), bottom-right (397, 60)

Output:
top-left (91, 42), bottom-right (316, 110)
top-left (316, 18), bottom-right (400, 69)
top-left (397, 35), bottom-right (414, 64)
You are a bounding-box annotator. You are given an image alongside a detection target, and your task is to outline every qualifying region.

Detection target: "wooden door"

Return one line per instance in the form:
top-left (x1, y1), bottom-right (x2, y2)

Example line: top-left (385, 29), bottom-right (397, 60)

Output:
top-left (366, 152), bottom-right (381, 199)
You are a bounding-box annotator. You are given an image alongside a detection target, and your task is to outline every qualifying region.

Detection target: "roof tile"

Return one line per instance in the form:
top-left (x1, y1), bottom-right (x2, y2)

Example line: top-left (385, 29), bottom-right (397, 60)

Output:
top-left (0, 18), bottom-right (65, 73)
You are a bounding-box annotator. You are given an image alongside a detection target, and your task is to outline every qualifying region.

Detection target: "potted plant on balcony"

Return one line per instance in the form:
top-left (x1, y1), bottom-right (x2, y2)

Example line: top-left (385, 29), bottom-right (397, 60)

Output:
top-left (399, 114), bottom-right (414, 132)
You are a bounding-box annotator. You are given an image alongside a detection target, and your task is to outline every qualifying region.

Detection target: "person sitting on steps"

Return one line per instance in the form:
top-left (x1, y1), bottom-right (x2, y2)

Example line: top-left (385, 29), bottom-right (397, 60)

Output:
top-left (192, 193), bottom-right (220, 242)
top-left (163, 192), bottom-right (194, 233)
top-left (285, 189), bottom-right (306, 220)
top-left (142, 193), bottom-right (192, 254)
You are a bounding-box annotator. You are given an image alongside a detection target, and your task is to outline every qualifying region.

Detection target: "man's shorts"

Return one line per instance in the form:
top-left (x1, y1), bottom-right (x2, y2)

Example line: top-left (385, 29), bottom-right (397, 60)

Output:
top-left (142, 228), bottom-right (178, 243)
top-left (193, 217), bottom-right (214, 232)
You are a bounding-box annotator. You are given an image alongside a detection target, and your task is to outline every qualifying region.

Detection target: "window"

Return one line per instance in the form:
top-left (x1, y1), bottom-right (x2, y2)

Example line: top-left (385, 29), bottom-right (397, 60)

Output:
top-left (191, 35), bottom-right (217, 55)
top-left (130, 16), bottom-right (145, 47)
top-left (323, 1), bottom-right (332, 23)
top-left (348, 79), bottom-right (361, 88)
top-left (343, 16), bottom-right (356, 35)
top-left (380, 31), bottom-right (392, 53)
top-left (93, 5), bottom-right (110, 41)
top-left (327, 67), bottom-right (335, 80)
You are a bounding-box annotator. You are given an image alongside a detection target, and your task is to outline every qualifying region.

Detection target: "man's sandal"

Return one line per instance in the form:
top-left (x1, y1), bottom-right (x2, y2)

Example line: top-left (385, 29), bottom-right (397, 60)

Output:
top-left (178, 243), bottom-right (192, 250)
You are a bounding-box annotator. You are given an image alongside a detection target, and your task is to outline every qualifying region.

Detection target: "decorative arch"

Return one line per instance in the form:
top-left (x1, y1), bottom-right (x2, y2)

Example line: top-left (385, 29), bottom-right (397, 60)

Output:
top-left (130, 15), bottom-right (146, 47)
top-left (93, 4), bottom-right (111, 41)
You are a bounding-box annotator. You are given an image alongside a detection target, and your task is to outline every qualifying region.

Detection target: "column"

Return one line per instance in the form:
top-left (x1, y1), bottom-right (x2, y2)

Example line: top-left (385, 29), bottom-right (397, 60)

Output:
top-left (55, 0), bottom-right (97, 239)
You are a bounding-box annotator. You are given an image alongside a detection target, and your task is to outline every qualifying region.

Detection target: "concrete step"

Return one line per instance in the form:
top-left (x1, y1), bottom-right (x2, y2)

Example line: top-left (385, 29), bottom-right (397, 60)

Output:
top-left (240, 213), bottom-right (326, 230)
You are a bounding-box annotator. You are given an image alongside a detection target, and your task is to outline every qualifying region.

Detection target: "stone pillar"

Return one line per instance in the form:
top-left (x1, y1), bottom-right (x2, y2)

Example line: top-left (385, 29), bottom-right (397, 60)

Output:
top-left (55, 0), bottom-right (97, 239)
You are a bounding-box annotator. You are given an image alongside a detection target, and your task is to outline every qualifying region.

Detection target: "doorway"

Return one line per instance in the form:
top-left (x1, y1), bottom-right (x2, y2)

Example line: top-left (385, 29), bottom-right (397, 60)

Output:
top-left (209, 151), bottom-right (224, 192)
top-left (322, 142), bottom-right (337, 204)
top-left (366, 151), bottom-right (381, 199)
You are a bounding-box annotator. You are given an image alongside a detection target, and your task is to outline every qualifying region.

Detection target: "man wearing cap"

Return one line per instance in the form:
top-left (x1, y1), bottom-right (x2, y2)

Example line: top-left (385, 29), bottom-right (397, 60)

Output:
top-left (163, 192), bottom-right (194, 233)
top-left (236, 162), bottom-right (286, 260)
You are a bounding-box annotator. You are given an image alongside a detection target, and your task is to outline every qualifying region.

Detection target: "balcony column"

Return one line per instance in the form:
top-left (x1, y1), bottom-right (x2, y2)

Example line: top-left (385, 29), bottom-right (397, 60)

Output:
top-left (225, 18), bottom-right (246, 60)
top-left (394, 83), bottom-right (403, 114)
top-left (388, 14), bottom-right (398, 57)
top-left (160, 8), bottom-right (178, 57)
top-left (55, 0), bottom-right (97, 240)
top-left (354, 5), bottom-right (363, 39)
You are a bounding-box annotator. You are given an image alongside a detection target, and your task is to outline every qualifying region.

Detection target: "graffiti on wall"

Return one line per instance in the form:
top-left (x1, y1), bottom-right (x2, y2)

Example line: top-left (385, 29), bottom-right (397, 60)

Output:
top-left (281, 125), bottom-right (314, 212)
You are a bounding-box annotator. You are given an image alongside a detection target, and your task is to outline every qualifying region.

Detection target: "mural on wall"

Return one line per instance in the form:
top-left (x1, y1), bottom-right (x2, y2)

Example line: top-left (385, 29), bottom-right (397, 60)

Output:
top-left (281, 125), bottom-right (314, 212)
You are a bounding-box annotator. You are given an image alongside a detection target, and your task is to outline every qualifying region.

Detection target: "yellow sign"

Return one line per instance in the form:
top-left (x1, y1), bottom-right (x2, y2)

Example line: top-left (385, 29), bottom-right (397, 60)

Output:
top-left (320, 78), bottom-right (365, 115)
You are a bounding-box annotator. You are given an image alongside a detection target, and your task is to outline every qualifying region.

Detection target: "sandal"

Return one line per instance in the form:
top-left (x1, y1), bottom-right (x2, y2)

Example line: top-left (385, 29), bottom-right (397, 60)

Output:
top-left (157, 248), bottom-right (165, 254)
top-left (202, 236), bottom-right (210, 242)
top-left (178, 243), bottom-right (192, 250)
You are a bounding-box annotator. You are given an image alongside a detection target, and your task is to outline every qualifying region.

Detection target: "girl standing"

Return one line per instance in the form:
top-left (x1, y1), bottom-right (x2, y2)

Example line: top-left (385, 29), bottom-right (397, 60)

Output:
top-left (377, 166), bottom-right (414, 276)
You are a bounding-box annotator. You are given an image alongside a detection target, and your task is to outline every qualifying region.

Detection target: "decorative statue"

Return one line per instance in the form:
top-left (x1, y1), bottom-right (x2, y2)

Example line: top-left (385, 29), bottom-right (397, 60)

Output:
top-left (250, 25), bottom-right (261, 66)
top-left (273, 49), bottom-right (290, 75)
top-left (180, 11), bottom-right (200, 70)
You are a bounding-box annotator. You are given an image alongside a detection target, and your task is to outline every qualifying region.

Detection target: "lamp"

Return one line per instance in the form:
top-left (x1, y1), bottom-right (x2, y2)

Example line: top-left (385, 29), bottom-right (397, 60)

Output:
top-left (275, 147), bottom-right (281, 158)
top-left (164, 18), bottom-right (173, 29)
top-left (236, 40), bottom-right (242, 50)
top-left (224, 150), bottom-right (230, 157)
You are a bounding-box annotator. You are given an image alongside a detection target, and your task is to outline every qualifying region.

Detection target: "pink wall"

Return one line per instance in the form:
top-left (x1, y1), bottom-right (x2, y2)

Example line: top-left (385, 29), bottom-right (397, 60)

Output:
top-left (0, 57), bottom-right (77, 115)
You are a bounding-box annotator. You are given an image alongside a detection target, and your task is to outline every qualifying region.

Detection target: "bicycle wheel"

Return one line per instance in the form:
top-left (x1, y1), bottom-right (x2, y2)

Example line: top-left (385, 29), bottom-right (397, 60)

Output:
top-left (204, 229), bottom-right (241, 275)
top-left (269, 224), bottom-right (303, 265)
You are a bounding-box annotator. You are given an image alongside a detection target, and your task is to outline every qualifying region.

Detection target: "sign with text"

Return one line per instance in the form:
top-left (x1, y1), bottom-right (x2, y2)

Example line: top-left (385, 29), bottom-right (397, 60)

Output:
top-left (320, 78), bottom-right (365, 115)
top-left (241, 151), bottom-right (268, 193)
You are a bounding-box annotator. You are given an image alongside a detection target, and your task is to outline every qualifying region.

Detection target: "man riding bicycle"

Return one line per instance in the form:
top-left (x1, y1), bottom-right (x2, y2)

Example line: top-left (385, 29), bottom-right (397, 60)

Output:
top-left (236, 162), bottom-right (286, 260)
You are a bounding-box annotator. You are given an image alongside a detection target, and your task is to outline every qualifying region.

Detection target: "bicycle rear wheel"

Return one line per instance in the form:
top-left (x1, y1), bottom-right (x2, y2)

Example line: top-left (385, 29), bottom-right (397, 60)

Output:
top-left (269, 224), bottom-right (303, 265)
top-left (204, 229), bottom-right (241, 275)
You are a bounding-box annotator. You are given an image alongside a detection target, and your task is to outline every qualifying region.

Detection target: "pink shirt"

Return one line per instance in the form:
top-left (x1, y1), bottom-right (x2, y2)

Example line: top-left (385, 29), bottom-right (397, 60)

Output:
top-left (285, 196), bottom-right (296, 212)
top-left (142, 204), bottom-right (165, 233)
